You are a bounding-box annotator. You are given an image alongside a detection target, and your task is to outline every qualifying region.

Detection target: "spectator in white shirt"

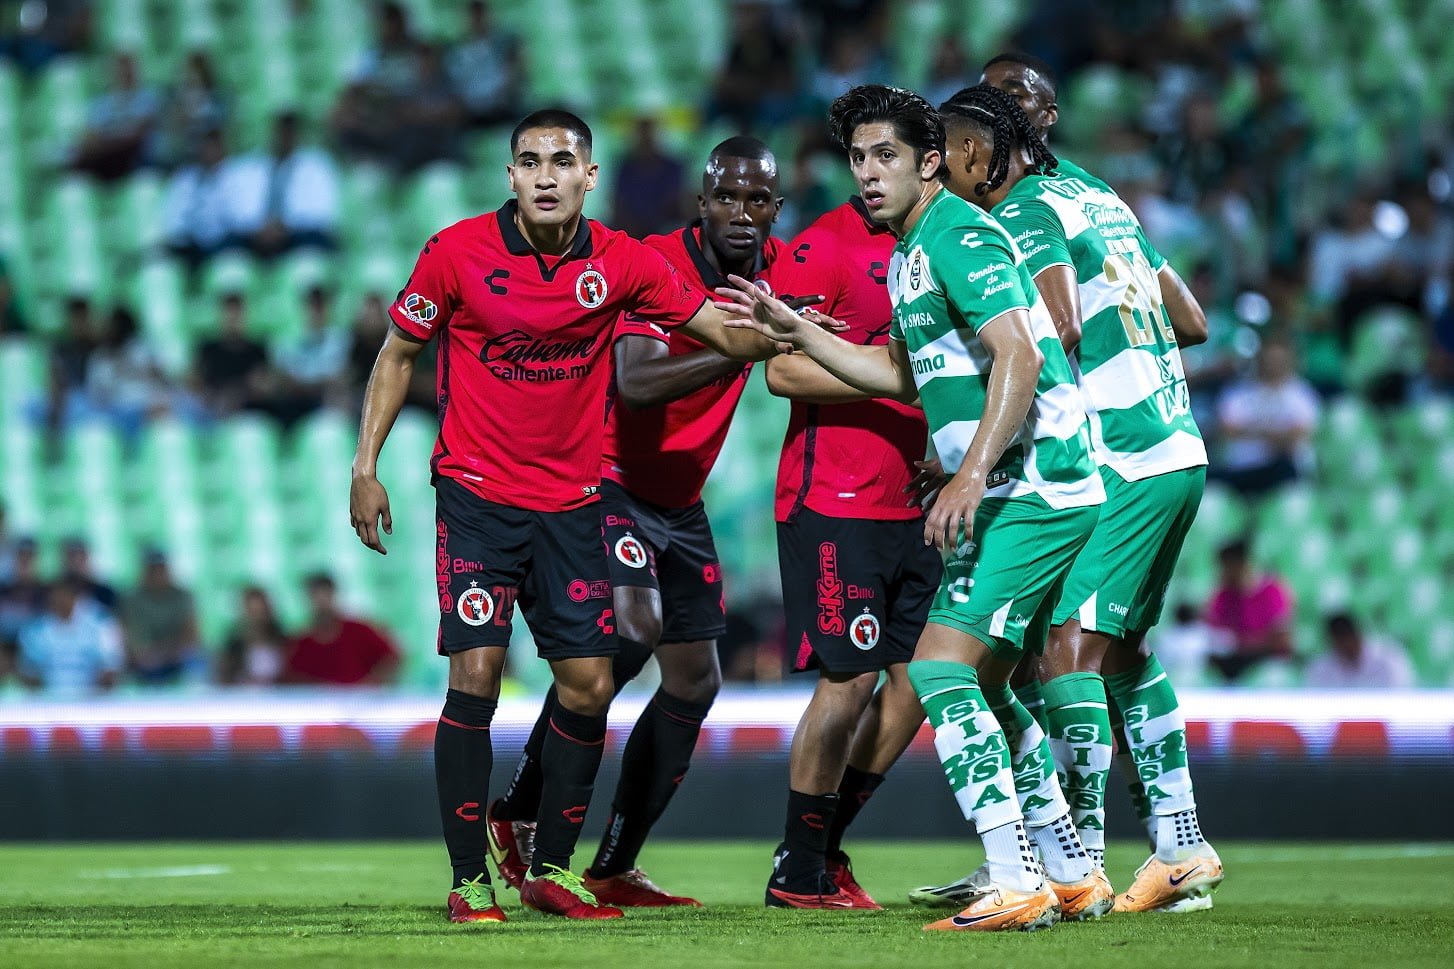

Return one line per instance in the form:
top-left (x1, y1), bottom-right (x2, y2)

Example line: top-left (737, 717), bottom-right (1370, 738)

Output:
top-left (446, 0), bottom-right (521, 128)
top-left (257, 286), bottom-right (349, 426)
top-left (72, 52), bottom-right (161, 181)
top-left (1305, 613), bottom-right (1415, 690)
top-left (17, 576), bottom-right (124, 695)
top-left (1213, 339), bottom-right (1320, 496)
top-left (229, 112), bottom-right (340, 259)
top-left (163, 128), bottom-right (246, 268)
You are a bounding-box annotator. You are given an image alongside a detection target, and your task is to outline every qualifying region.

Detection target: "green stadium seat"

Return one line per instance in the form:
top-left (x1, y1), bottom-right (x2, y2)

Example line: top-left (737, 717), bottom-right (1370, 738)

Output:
top-left (132, 258), bottom-right (190, 374)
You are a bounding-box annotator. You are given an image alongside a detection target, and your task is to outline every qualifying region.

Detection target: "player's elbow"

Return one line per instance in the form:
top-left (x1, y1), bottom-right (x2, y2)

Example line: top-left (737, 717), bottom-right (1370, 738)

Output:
top-left (764, 359), bottom-right (794, 398)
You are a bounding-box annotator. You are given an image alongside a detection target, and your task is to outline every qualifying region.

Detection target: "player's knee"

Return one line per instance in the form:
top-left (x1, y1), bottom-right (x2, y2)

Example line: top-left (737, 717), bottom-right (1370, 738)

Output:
top-left (662, 661), bottom-right (721, 707)
top-left (615, 601), bottom-right (662, 651)
top-left (556, 671), bottom-right (614, 716)
top-left (821, 668), bottom-right (879, 713)
top-left (446, 648), bottom-right (503, 698)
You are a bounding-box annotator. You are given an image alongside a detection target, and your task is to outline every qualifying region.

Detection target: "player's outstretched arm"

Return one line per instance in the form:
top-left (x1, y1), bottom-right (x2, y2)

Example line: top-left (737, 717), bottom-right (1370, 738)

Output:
top-left (764, 351), bottom-right (871, 404)
top-left (614, 333), bottom-right (744, 410)
top-left (350, 325), bottom-right (428, 554)
top-left (1032, 264), bottom-right (1084, 353)
top-left (1158, 263), bottom-right (1208, 347)
top-left (716, 276), bottom-right (916, 402)
top-left (923, 310), bottom-right (1043, 550)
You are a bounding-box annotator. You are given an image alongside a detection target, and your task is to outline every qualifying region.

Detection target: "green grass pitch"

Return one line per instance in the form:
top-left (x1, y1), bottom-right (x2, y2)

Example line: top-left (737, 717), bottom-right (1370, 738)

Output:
top-left (2, 841), bottom-right (1451, 969)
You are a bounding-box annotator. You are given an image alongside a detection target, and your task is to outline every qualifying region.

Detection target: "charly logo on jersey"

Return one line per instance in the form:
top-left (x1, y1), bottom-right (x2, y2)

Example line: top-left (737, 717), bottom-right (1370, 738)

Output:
top-left (849, 609), bottom-right (881, 650)
top-left (401, 293), bottom-right (438, 328)
top-left (457, 582), bottom-right (494, 626)
top-left (576, 267), bottom-right (608, 308)
top-left (614, 533), bottom-right (648, 569)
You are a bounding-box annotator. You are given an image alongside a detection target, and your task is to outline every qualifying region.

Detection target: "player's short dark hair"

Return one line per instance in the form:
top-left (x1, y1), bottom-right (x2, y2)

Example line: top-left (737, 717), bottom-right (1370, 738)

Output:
top-left (510, 109), bottom-right (593, 156)
top-left (1326, 612), bottom-right (1359, 637)
top-left (305, 572), bottom-right (336, 593)
top-left (827, 84), bottom-right (945, 178)
top-left (983, 51), bottom-right (1060, 99)
top-left (939, 83), bottom-right (1058, 195)
top-left (708, 135), bottom-right (775, 167)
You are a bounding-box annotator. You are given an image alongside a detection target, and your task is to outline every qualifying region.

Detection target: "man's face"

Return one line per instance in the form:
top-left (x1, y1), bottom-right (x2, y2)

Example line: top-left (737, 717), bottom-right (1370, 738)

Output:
top-left (699, 157), bottom-right (781, 263)
top-left (508, 127), bottom-right (597, 230)
top-left (848, 122), bottom-right (937, 228)
top-left (64, 545), bottom-right (88, 574)
top-left (981, 61), bottom-right (1057, 137)
top-left (308, 583), bottom-right (337, 617)
top-left (941, 123), bottom-right (994, 209)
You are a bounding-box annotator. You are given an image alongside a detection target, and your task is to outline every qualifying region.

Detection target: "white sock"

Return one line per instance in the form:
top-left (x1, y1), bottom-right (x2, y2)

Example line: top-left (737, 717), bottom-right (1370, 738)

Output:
top-left (1029, 812), bottom-right (1094, 883)
top-left (982, 819), bottom-right (1043, 893)
top-left (1154, 808), bottom-right (1208, 862)
top-left (1080, 826), bottom-right (1106, 870)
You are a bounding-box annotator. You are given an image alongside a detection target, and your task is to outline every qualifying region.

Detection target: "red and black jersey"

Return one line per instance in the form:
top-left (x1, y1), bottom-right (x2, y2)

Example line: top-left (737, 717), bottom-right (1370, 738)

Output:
top-left (601, 225), bottom-right (786, 509)
top-left (770, 199), bottom-right (928, 523)
top-left (388, 201), bottom-right (706, 512)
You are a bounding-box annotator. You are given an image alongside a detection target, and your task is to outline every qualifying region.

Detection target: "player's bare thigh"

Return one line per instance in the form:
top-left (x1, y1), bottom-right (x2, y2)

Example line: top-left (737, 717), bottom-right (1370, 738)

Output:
top-left (913, 622), bottom-right (1019, 686)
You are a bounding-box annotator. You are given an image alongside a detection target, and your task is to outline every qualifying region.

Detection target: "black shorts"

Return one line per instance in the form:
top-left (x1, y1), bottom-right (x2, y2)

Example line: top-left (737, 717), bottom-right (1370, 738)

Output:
top-left (779, 509), bottom-right (942, 674)
top-left (600, 480), bottom-right (726, 644)
top-left (434, 477), bottom-right (615, 660)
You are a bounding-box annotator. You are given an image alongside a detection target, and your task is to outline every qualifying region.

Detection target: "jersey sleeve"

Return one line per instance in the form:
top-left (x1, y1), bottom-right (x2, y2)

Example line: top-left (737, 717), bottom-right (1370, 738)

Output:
top-left (388, 232), bottom-right (459, 340)
top-left (1141, 232), bottom-right (1168, 272)
top-left (621, 240), bottom-right (707, 328)
top-left (934, 226), bottom-right (1031, 333)
top-left (995, 197), bottom-right (1073, 277)
top-left (614, 311), bottom-right (672, 345)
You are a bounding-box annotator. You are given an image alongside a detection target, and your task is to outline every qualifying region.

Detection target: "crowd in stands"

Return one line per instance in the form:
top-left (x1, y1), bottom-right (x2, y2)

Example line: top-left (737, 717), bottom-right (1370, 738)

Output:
top-left (0, 502), bottom-right (399, 694)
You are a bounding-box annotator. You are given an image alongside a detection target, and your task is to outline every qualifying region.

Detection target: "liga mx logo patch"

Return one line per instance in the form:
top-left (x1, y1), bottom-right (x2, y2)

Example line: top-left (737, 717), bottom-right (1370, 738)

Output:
top-left (576, 268), bottom-right (608, 308)
top-left (614, 533), bottom-right (648, 569)
top-left (849, 609), bottom-right (881, 650)
top-left (402, 292), bottom-right (438, 328)
top-left (457, 582), bottom-right (494, 626)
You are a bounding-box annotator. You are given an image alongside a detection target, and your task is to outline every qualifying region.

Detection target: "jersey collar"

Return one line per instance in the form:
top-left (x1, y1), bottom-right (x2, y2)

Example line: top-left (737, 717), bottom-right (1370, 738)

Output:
top-left (848, 195), bottom-right (893, 234)
top-left (496, 199), bottom-right (594, 261)
top-left (681, 221), bottom-right (765, 290)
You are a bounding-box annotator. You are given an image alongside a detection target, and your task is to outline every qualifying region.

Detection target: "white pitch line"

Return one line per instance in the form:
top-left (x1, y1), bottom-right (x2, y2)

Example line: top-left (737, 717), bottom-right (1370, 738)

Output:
top-left (98, 864), bottom-right (233, 879)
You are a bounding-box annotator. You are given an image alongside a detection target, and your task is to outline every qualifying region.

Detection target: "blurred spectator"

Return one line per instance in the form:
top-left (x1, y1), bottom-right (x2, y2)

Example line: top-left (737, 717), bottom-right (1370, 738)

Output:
top-left (1159, 92), bottom-right (1230, 207)
top-left (0, 537), bottom-right (45, 655)
top-left (284, 573), bottom-right (399, 686)
top-left (230, 112), bottom-right (340, 258)
top-left (446, 0), bottom-right (521, 127)
top-left (262, 286), bottom-right (349, 425)
top-left (345, 292), bottom-right (437, 413)
top-left (0, 252), bottom-right (28, 334)
top-left (392, 42), bottom-right (467, 172)
top-left (331, 2), bottom-right (420, 167)
top-left (1304, 613), bottom-right (1415, 690)
top-left (0, 0), bottom-right (90, 72)
top-left (806, 31), bottom-right (887, 110)
top-left (1152, 602), bottom-right (1232, 686)
top-left (42, 296), bottom-right (98, 431)
top-left (217, 585), bottom-right (287, 686)
top-left (1204, 539), bottom-right (1294, 682)
top-left (163, 128), bottom-right (246, 269)
top-left (0, 502), bottom-right (14, 583)
top-left (121, 549), bottom-right (200, 685)
top-left (158, 50), bottom-right (229, 167)
top-left (16, 576), bottom-right (123, 694)
top-left (1213, 339), bottom-right (1319, 496)
top-left (611, 118), bottom-right (688, 239)
top-left (60, 537), bottom-right (117, 611)
top-left (1305, 194), bottom-right (1399, 318)
top-left (922, 36), bottom-right (970, 108)
top-left (707, 1), bottom-right (799, 129)
top-left (197, 292), bottom-right (269, 416)
top-left (71, 52), bottom-right (161, 181)
top-left (83, 305), bottom-right (173, 437)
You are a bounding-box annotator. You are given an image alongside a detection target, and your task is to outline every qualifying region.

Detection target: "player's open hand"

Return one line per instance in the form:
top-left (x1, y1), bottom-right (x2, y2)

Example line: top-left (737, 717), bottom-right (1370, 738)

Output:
top-left (924, 471), bottom-right (985, 551)
top-left (350, 474), bottom-right (393, 555)
top-left (905, 457), bottom-right (948, 508)
top-left (714, 275), bottom-right (805, 344)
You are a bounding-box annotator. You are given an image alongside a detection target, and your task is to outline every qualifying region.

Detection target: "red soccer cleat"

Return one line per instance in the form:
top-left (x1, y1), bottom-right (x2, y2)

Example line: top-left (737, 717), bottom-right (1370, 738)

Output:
top-left (520, 865), bottom-right (625, 920)
top-left (584, 868), bottom-right (703, 908)
top-left (486, 798), bottom-right (533, 891)
top-left (447, 875), bottom-right (508, 923)
top-left (827, 853), bottom-right (883, 910)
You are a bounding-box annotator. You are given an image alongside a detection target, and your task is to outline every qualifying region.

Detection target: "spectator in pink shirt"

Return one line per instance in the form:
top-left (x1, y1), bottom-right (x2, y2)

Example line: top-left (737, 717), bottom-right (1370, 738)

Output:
top-left (1204, 539), bottom-right (1294, 681)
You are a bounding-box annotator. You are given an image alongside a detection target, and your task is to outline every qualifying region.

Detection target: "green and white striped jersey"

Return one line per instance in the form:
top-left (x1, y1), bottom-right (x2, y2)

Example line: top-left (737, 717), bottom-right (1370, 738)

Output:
top-left (888, 189), bottom-right (1103, 511)
top-left (993, 162), bottom-right (1207, 481)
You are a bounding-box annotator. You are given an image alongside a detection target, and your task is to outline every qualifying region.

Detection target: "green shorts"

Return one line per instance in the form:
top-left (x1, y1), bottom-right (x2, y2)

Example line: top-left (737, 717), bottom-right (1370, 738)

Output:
top-left (926, 494), bottom-right (1100, 659)
top-left (1049, 464), bottom-right (1206, 639)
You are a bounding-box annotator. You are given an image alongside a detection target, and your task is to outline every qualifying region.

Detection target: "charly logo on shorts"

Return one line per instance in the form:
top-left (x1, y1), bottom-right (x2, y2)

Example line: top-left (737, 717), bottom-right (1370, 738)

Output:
top-left (457, 582), bottom-right (494, 626)
top-left (849, 609), bottom-right (881, 650)
top-left (576, 268), bottom-right (608, 308)
top-left (614, 533), bottom-right (648, 569)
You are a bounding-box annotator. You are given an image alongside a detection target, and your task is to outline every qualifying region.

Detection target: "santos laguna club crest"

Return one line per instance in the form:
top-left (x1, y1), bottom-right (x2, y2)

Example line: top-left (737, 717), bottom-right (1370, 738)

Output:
top-left (614, 533), bottom-right (648, 569)
top-left (457, 582), bottom-right (494, 626)
top-left (576, 267), bottom-right (608, 308)
top-left (849, 609), bottom-right (881, 650)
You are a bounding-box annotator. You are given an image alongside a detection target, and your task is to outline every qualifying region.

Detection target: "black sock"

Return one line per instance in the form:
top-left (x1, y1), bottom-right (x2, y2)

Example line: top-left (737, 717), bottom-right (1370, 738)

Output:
top-left (494, 686), bottom-right (556, 822)
top-left (825, 765), bottom-right (885, 859)
top-left (779, 790), bottom-right (838, 882)
top-left (530, 702), bottom-right (608, 876)
top-left (590, 687), bottom-right (712, 878)
top-left (434, 688), bottom-right (498, 888)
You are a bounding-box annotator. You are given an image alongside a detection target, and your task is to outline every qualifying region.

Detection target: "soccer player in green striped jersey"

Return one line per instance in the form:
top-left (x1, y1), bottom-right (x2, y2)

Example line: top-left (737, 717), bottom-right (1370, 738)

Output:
top-left (920, 67), bottom-right (1224, 915)
top-left (716, 84), bottom-right (1111, 932)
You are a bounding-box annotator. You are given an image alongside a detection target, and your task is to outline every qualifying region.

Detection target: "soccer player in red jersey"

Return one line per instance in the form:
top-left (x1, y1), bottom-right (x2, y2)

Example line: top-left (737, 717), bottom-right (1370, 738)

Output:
top-left (487, 137), bottom-right (794, 908)
top-left (349, 110), bottom-right (778, 923)
top-left (758, 196), bottom-right (942, 908)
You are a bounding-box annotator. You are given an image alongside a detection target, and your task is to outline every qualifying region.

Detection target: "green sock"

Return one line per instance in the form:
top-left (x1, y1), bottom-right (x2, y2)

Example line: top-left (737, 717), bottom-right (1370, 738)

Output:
top-left (1042, 672), bottom-right (1112, 867)
top-left (1105, 654), bottom-right (1206, 860)
top-left (1012, 679), bottom-right (1049, 734)
top-left (1108, 693), bottom-right (1153, 846)
top-left (981, 681), bottom-right (1066, 826)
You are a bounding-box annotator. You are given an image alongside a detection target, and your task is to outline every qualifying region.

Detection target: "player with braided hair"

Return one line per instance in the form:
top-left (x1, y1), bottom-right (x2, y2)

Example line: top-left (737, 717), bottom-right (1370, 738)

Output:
top-left (908, 78), bottom-right (1223, 917)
